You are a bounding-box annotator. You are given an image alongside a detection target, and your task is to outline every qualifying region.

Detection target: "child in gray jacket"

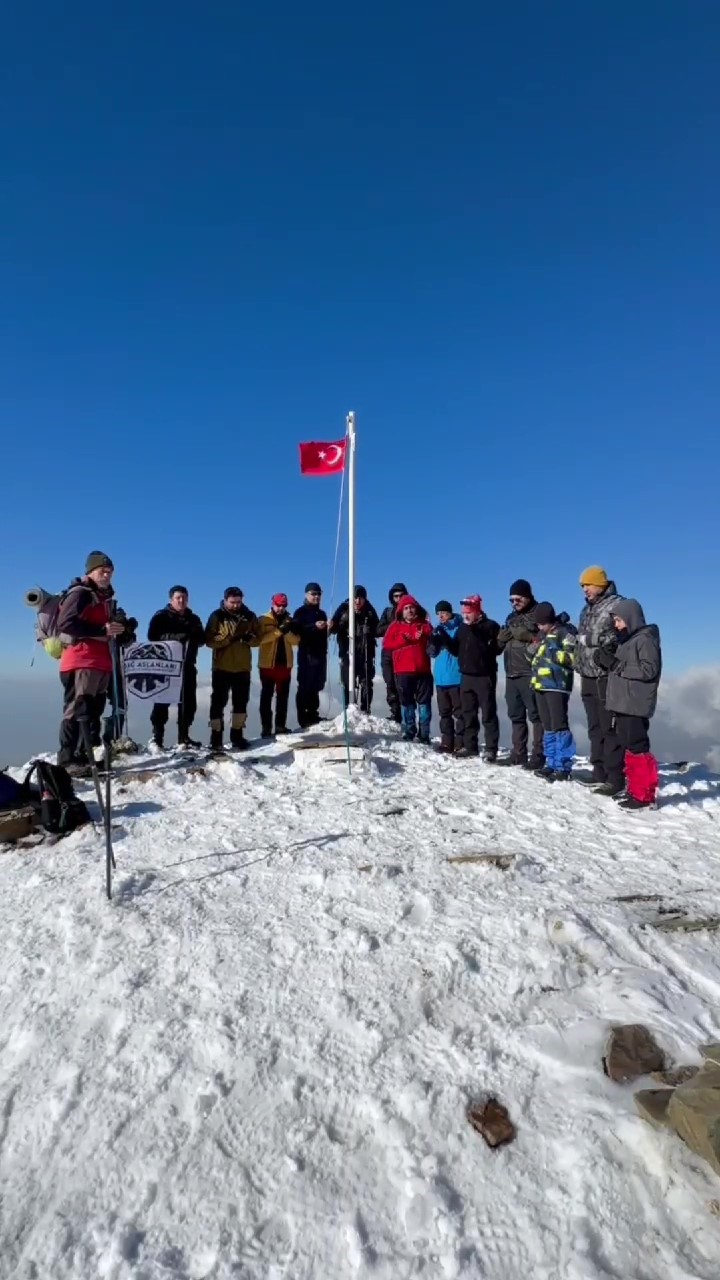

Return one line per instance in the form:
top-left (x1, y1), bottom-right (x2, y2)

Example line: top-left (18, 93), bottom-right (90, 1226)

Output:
top-left (596, 599), bottom-right (661, 809)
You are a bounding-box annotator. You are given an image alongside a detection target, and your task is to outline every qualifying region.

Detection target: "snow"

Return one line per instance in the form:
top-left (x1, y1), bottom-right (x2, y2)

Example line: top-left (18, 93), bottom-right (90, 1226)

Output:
top-left (2, 710), bottom-right (720, 1279)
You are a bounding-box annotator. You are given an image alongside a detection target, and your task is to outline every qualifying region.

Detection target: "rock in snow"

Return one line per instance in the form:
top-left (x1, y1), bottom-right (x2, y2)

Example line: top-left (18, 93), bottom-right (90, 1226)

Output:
top-left (1, 709), bottom-right (720, 1278)
top-left (467, 1098), bottom-right (516, 1147)
top-left (603, 1024), bottom-right (666, 1082)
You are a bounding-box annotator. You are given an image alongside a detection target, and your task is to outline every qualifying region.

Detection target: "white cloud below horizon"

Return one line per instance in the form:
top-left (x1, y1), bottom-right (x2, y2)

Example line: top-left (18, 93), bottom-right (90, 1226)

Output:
top-left (1, 664), bottom-right (718, 773)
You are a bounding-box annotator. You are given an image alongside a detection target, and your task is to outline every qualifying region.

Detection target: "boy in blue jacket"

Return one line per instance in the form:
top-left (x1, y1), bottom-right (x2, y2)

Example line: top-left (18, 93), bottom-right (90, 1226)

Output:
top-left (429, 601), bottom-right (463, 754)
top-left (529, 603), bottom-right (577, 781)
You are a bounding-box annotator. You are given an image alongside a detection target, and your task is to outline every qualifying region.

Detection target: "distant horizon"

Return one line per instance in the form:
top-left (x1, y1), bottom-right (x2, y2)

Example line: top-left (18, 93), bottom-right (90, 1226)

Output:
top-left (2, 663), bottom-right (718, 774)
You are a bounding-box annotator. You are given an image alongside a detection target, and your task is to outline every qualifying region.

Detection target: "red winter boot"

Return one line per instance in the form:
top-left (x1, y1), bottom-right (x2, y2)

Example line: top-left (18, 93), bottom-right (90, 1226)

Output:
top-left (620, 750), bottom-right (659, 809)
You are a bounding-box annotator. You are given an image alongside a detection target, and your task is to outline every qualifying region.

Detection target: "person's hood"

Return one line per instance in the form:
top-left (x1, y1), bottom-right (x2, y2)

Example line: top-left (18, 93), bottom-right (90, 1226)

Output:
top-left (388, 582), bottom-right (407, 603)
top-left (592, 580), bottom-right (619, 601)
top-left (395, 593), bottom-right (424, 617)
top-left (157, 603), bottom-right (189, 616)
top-left (612, 598), bottom-right (646, 635)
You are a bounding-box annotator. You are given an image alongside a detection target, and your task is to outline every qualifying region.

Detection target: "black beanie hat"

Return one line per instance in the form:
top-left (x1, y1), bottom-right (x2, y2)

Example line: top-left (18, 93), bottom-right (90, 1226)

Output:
top-left (510, 579), bottom-right (532, 598)
top-left (86, 551), bottom-right (114, 573)
top-left (305, 581), bottom-right (322, 593)
top-left (435, 599), bottom-right (453, 613)
top-left (535, 601), bottom-right (556, 625)
top-left (224, 586), bottom-right (243, 599)
top-left (354, 585), bottom-right (367, 599)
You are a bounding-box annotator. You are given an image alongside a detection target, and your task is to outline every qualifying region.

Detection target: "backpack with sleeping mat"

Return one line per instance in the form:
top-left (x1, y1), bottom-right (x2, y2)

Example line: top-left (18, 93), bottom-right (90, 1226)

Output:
top-left (1, 761), bottom-right (92, 837)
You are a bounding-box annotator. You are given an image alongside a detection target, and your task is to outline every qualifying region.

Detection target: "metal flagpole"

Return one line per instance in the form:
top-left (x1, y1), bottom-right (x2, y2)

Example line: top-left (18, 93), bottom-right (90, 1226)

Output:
top-left (347, 411), bottom-right (357, 704)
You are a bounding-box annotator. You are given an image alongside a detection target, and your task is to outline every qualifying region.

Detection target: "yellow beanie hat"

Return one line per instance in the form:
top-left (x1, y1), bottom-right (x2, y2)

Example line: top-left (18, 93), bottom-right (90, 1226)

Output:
top-left (579, 565), bottom-right (609, 588)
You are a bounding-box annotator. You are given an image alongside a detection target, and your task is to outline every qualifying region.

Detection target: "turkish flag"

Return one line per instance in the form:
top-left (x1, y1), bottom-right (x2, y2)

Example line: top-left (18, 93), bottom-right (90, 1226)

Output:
top-left (299, 439), bottom-right (347, 476)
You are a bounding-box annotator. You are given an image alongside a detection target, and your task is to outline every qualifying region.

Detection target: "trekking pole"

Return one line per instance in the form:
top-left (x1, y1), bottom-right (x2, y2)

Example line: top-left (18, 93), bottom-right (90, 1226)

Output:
top-left (104, 738), bottom-right (116, 899)
top-left (78, 718), bottom-right (106, 818)
top-left (110, 637), bottom-right (123, 741)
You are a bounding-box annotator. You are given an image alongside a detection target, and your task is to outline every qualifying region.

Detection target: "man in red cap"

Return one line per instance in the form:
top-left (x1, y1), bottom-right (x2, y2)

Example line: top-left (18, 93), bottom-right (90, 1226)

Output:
top-left (256, 593), bottom-right (300, 737)
top-left (435, 594), bottom-right (500, 759)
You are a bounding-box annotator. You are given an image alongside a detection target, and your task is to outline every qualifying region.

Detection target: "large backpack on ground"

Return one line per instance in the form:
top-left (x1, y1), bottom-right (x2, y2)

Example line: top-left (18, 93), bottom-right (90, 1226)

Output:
top-left (22, 761), bottom-right (92, 836)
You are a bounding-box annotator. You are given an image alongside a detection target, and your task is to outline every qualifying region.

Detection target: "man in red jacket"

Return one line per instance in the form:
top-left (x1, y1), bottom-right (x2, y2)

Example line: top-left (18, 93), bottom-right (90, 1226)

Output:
top-left (56, 552), bottom-right (126, 774)
top-left (382, 594), bottom-right (433, 743)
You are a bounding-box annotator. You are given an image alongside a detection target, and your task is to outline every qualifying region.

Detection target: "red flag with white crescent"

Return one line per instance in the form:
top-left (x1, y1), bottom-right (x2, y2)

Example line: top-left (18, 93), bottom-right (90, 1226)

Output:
top-left (299, 440), bottom-right (347, 476)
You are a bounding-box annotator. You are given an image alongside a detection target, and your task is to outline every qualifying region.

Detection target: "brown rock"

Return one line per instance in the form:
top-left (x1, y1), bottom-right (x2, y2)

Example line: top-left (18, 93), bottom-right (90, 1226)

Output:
top-left (467, 1098), bottom-right (516, 1148)
top-left (634, 1089), bottom-right (674, 1129)
top-left (651, 1066), bottom-right (700, 1087)
top-left (700, 1044), bottom-right (720, 1066)
top-left (652, 915), bottom-right (720, 934)
top-left (668, 1063), bottom-right (720, 1176)
top-left (447, 853), bottom-right (515, 870)
top-left (603, 1024), bottom-right (665, 1082)
top-left (0, 806), bottom-right (38, 844)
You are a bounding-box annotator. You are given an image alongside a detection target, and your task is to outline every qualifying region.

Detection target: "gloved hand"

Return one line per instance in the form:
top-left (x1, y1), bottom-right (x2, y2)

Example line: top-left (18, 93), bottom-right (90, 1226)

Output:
top-left (594, 645), bottom-right (617, 671)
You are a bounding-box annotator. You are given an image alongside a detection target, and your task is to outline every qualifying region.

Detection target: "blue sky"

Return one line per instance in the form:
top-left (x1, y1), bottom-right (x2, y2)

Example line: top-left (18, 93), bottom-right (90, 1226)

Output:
top-left (1, 1), bottom-right (718, 676)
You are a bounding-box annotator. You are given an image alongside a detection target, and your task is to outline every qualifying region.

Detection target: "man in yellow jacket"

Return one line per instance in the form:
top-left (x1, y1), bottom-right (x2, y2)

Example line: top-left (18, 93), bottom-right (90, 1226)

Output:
top-left (256, 593), bottom-right (300, 737)
top-left (204, 587), bottom-right (259, 750)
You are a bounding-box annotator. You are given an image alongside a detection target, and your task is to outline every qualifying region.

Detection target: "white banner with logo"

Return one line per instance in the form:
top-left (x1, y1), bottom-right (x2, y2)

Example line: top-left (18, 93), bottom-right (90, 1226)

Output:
top-left (123, 640), bottom-right (185, 706)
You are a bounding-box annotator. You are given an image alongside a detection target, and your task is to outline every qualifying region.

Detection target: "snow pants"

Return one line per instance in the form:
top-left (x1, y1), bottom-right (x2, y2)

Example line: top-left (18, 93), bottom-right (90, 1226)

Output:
top-left (581, 675), bottom-right (624, 787)
top-left (460, 675), bottom-right (500, 756)
top-left (437, 684), bottom-right (463, 750)
top-left (296, 653), bottom-right (327, 729)
top-left (151, 665), bottom-right (198, 743)
top-left (396, 674), bottom-right (433, 741)
top-left (505, 674), bottom-right (544, 765)
top-left (340, 656), bottom-right (375, 714)
top-left (537, 691), bottom-right (576, 773)
top-left (59, 669), bottom-right (110, 766)
top-left (210, 670), bottom-right (251, 735)
top-left (381, 650), bottom-right (401, 722)
top-left (614, 712), bottom-right (659, 803)
top-left (259, 669), bottom-right (291, 734)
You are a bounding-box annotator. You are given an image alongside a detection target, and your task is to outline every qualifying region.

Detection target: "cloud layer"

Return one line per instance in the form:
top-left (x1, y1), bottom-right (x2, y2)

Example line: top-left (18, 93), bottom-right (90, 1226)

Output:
top-left (1, 665), bottom-right (718, 772)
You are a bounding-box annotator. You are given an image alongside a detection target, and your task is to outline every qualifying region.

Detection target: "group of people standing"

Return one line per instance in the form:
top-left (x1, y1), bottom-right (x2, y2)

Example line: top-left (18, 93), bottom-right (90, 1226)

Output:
top-left (51, 554), bottom-right (663, 810)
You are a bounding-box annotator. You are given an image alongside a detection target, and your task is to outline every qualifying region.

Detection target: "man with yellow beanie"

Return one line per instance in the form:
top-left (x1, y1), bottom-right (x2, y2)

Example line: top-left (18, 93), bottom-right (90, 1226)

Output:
top-left (576, 567), bottom-right (625, 795)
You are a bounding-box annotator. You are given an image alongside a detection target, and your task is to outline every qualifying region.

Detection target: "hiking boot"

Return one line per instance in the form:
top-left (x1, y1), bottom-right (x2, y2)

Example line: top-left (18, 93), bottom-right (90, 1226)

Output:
top-left (496, 756), bottom-right (526, 768)
top-left (534, 765), bottom-right (555, 780)
top-left (230, 731), bottom-right (249, 751)
top-left (611, 789), bottom-right (628, 803)
top-left (526, 757), bottom-right (545, 772)
top-left (401, 731), bottom-right (416, 742)
top-left (148, 737), bottom-right (164, 756)
top-left (454, 747), bottom-right (478, 758)
top-left (66, 761), bottom-right (91, 779)
top-left (178, 736), bottom-right (202, 750)
top-left (483, 753), bottom-right (498, 764)
top-left (209, 729), bottom-right (224, 752)
top-left (435, 742), bottom-right (454, 754)
top-left (275, 725), bottom-right (293, 736)
top-left (593, 781), bottom-right (625, 797)
top-left (551, 770), bottom-right (572, 782)
top-left (617, 795), bottom-right (655, 811)
top-left (260, 727), bottom-right (274, 739)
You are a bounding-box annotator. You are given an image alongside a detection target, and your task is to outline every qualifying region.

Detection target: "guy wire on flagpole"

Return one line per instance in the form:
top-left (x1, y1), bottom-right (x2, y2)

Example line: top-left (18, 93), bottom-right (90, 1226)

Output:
top-left (347, 411), bottom-right (357, 705)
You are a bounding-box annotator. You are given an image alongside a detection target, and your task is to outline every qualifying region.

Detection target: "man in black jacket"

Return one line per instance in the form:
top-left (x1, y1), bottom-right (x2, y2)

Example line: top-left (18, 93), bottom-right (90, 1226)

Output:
top-left (331, 587), bottom-right (380, 713)
top-left (292, 582), bottom-right (329, 729)
top-left (438, 594), bottom-right (500, 760)
top-left (148, 585), bottom-right (206, 749)
top-left (496, 579), bottom-right (544, 769)
top-left (376, 582), bottom-right (407, 722)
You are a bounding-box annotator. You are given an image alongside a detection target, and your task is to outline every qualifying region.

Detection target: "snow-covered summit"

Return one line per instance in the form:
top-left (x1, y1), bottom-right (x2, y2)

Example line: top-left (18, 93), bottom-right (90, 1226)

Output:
top-left (2, 712), bottom-right (720, 1278)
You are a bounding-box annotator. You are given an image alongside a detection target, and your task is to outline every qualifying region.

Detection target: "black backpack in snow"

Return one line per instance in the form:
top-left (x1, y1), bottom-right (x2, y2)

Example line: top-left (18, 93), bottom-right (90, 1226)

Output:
top-left (23, 760), bottom-right (92, 836)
